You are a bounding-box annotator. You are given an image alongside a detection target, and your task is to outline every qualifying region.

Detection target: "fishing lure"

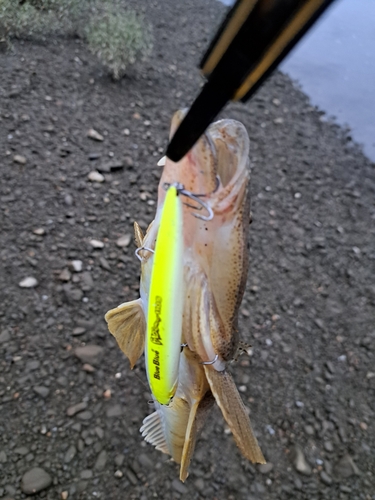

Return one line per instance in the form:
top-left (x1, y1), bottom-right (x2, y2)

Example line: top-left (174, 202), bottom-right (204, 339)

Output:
top-left (146, 185), bottom-right (184, 405)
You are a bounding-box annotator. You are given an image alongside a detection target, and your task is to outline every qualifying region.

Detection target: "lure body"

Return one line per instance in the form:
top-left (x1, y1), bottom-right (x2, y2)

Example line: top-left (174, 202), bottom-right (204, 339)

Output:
top-left (146, 186), bottom-right (184, 405)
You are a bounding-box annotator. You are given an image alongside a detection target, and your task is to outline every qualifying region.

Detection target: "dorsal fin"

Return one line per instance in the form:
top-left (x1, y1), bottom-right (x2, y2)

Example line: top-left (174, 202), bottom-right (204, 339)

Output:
top-left (204, 366), bottom-right (265, 464)
top-left (134, 221), bottom-right (144, 248)
top-left (105, 298), bottom-right (146, 369)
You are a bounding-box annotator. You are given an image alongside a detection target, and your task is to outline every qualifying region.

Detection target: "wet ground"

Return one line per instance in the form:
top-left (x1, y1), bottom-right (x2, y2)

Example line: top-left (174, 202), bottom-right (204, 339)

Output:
top-left (0, 0), bottom-right (374, 499)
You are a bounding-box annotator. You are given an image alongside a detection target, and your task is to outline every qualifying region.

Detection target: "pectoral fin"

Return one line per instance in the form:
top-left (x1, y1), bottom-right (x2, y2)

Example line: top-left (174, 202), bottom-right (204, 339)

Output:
top-left (105, 298), bottom-right (146, 369)
top-left (204, 366), bottom-right (265, 464)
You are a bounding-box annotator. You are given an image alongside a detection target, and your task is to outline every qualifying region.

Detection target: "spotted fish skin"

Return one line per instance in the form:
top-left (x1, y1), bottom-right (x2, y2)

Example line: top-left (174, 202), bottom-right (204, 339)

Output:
top-left (105, 112), bottom-right (265, 481)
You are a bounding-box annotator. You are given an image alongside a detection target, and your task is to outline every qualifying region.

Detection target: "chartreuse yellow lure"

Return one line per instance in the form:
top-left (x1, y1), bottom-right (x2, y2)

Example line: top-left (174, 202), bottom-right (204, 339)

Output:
top-left (146, 185), bottom-right (184, 405)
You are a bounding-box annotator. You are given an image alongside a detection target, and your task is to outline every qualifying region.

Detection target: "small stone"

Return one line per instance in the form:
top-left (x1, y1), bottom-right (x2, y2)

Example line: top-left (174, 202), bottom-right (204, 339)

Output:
top-left (97, 160), bottom-right (124, 173)
top-left (99, 257), bottom-right (111, 271)
top-left (80, 469), bottom-right (93, 479)
top-left (13, 154), bottom-right (27, 165)
top-left (88, 171), bottom-right (105, 183)
top-left (94, 450), bottom-right (107, 471)
top-left (66, 401), bottom-right (88, 417)
top-left (324, 441), bottom-right (334, 452)
top-left (333, 454), bottom-right (360, 478)
top-left (75, 345), bottom-right (103, 365)
top-left (103, 389), bottom-right (111, 399)
top-left (258, 462), bottom-right (273, 474)
top-left (33, 386), bottom-right (49, 398)
top-left (114, 470), bottom-right (123, 478)
top-left (80, 271), bottom-right (94, 291)
top-left (69, 260), bottom-right (83, 272)
top-left (61, 492), bottom-right (68, 500)
top-left (64, 445), bottom-right (77, 463)
top-left (291, 444), bottom-right (312, 475)
top-left (87, 129), bottom-right (104, 141)
top-left (274, 117), bottom-right (284, 125)
top-left (0, 330), bottom-right (10, 344)
top-left (304, 425), bottom-right (315, 436)
top-left (0, 451), bottom-right (7, 463)
top-left (138, 453), bottom-right (153, 469)
top-left (58, 269), bottom-right (71, 282)
top-left (359, 422), bottom-right (368, 431)
top-left (320, 471), bottom-right (332, 485)
top-left (21, 467), bottom-right (52, 494)
top-left (106, 405), bottom-right (122, 418)
top-left (72, 327), bottom-right (86, 336)
top-left (89, 239), bottom-right (104, 249)
top-left (116, 234), bottom-right (132, 248)
top-left (172, 479), bottom-right (188, 494)
top-left (82, 363), bottom-right (95, 372)
top-left (15, 446), bottom-right (29, 455)
top-left (33, 228), bottom-right (45, 236)
top-left (114, 455), bottom-right (124, 467)
top-left (19, 277), bottom-right (38, 288)
top-left (63, 284), bottom-right (83, 302)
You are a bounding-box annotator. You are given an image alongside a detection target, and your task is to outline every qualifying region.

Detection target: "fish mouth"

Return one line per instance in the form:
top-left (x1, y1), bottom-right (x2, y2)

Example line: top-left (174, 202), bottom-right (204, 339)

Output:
top-left (163, 111), bottom-right (250, 209)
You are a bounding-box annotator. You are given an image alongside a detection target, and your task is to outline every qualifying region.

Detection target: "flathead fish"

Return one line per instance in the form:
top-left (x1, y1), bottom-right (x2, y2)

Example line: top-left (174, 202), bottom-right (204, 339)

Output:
top-left (105, 111), bottom-right (265, 481)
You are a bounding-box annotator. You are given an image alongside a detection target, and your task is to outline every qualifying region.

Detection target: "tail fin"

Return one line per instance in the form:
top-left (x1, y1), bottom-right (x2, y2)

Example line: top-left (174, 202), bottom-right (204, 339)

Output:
top-left (105, 298), bottom-right (146, 369)
top-left (204, 367), bottom-right (265, 464)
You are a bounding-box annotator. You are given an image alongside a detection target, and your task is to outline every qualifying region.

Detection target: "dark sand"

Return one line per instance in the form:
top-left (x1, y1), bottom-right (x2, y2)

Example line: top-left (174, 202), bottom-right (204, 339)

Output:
top-left (0, 0), bottom-right (374, 498)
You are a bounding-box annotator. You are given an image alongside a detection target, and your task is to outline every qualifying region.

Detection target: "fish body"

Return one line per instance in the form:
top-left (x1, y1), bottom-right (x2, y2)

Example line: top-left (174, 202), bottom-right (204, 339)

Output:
top-left (105, 111), bottom-right (265, 481)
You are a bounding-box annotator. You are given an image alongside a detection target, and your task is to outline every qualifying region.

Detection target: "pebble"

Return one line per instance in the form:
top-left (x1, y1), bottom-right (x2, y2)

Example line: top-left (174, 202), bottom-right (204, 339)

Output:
top-left (80, 469), bottom-right (93, 479)
top-left (116, 234), bottom-right (132, 247)
top-left (19, 277), bottom-right (38, 288)
top-left (291, 444), bottom-right (312, 475)
top-left (33, 228), bottom-right (45, 236)
top-left (58, 269), bottom-right (71, 282)
top-left (333, 454), bottom-right (360, 478)
top-left (0, 330), bottom-right (10, 344)
top-left (69, 260), bottom-right (83, 272)
top-left (21, 467), bottom-right (52, 494)
top-left (258, 462), bottom-right (273, 474)
top-left (89, 239), bottom-right (104, 249)
top-left (114, 470), bottom-right (123, 478)
top-left (13, 154), bottom-right (27, 164)
top-left (87, 129), bottom-right (104, 141)
top-left (77, 410), bottom-right (93, 421)
top-left (100, 257), bottom-right (111, 271)
top-left (33, 386), bottom-right (50, 398)
top-left (137, 453), bottom-right (154, 469)
top-left (72, 327), bottom-right (86, 336)
top-left (88, 170), bottom-right (105, 183)
top-left (320, 471), bottom-right (332, 485)
top-left (66, 401), bottom-right (88, 417)
top-left (61, 492), bottom-right (68, 500)
top-left (0, 451), bottom-right (7, 463)
top-left (75, 345), bottom-right (103, 365)
top-left (82, 363), bottom-right (95, 372)
top-left (64, 445), bottom-right (77, 463)
top-left (172, 479), bottom-right (188, 494)
top-left (106, 404), bottom-right (122, 418)
top-left (324, 441), bottom-right (334, 452)
top-left (94, 450), bottom-right (107, 471)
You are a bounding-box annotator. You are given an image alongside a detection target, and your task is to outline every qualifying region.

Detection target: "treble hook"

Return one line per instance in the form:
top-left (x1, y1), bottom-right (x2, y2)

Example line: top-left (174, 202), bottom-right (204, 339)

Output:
top-left (135, 246), bottom-right (155, 262)
top-left (162, 180), bottom-right (219, 221)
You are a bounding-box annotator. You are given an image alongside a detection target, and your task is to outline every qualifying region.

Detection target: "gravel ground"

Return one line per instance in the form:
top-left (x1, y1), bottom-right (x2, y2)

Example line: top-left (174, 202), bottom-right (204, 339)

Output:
top-left (0, 0), bottom-right (374, 499)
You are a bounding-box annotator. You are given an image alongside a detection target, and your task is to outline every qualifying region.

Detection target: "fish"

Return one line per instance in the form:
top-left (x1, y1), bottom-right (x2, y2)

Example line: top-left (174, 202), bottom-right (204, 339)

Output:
top-left (105, 110), bottom-right (265, 481)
